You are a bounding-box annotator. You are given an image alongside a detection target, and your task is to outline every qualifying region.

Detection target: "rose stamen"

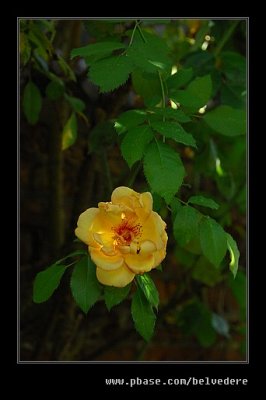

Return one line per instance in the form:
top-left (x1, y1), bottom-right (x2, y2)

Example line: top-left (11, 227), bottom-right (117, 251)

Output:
top-left (112, 219), bottom-right (142, 246)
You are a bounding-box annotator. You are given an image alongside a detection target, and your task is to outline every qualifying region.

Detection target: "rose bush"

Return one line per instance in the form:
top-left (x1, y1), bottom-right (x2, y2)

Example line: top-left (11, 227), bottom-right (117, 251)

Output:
top-left (75, 186), bottom-right (168, 287)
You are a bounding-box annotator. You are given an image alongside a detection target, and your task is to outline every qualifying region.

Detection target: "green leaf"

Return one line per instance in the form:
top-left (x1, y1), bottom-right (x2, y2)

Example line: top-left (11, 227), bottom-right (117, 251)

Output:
top-left (104, 284), bottom-right (131, 311)
top-left (128, 31), bottom-right (170, 73)
top-left (188, 195), bottom-right (219, 210)
top-left (114, 110), bottom-right (147, 135)
top-left (23, 81), bottom-right (42, 125)
top-left (70, 256), bottom-right (102, 314)
top-left (151, 121), bottom-right (197, 148)
top-left (136, 274), bottom-right (159, 310)
top-left (131, 70), bottom-right (161, 107)
top-left (89, 55), bottom-right (133, 92)
top-left (65, 94), bottom-right (86, 112)
top-left (203, 105), bottom-right (246, 136)
top-left (199, 217), bottom-right (227, 267)
top-left (131, 287), bottom-right (156, 341)
top-left (33, 264), bottom-right (67, 303)
top-left (167, 68), bottom-right (193, 89)
top-left (45, 80), bottom-right (65, 100)
top-left (173, 205), bottom-right (202, 246)
top-left (171, 75), bottom-right (212, 110)
top-left (121, 125), bottom-right (154, 168)
top-left (148, 107), bottom-right (191, 123)
top-left (71, 41), bottom-right (126, 59)
top-left (226, 233), bottom-right (240, 278)
top-left (192, 256), bottom-right (222, 287)
top-left (62, 112), bottom-right (77, 150)
top-left (144, 140), bottom-right (185, 204)
top-left (211, 313), bottom-right (230, 338)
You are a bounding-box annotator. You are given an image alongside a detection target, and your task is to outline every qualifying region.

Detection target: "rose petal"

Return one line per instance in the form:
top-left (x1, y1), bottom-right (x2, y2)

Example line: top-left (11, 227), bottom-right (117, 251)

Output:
top-left (153, 248), bottom-right (167, 266)
top-left (96, 264), bottom-right (135, 287)
top-left (140, 240), bottom-right (157, 254)
top-left (111, 186), bottom-right (138, 209)
top-left (75, 208), bottom-right (99, 245)
top-left (139, 192), bottom-right (153, 214)
top-left (141, 212), bottom-right (167, 250)
top-left (125, 253), bottom-right (155, 273)
top-left (90, 248), bottom-right (123, 270)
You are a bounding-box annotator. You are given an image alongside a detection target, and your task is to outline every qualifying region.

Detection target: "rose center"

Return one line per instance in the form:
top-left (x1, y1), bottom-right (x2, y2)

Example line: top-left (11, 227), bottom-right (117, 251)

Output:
top-left (112, 218), bottom-right (142, 245)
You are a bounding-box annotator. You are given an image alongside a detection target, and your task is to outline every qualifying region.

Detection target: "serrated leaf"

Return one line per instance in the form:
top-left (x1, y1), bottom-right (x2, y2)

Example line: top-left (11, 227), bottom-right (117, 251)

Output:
top-left (188, 195), bottom-right (219, 210)
top-left (148, 107), bottom-right (191, 123)
top-left (136, 274), bottom-right (159, 310)
top-left (226, 233), bottom-right (240, 278)
top-left (114, 110), bottom-right (147, 135)
top-left (144, 140), bottom-right (185, 204)
top-left (65, 94), bottom-right (86, 112)
top-left (70, 256), bottom-right (102, 313)
top-left (104, 284), bottom-right (131, 311)
top-left (121, 125), bottom-right (154, 168)
top-left (33, 264), bottom-right (67, 303)
top-left (167, 68), bottom-right (193, 89)
top-left (131, 70), bottom-right (161, 107)
top-left (203, 105), bottom-right (246, 136)
top-left (71, 41), bottom-right (126, 59)
top-left (23, 81), bottom-right (42, 125)
top-left (212, 313), bottom-right (230, 338)
top-left (89, 55), bottom-right (133, 92)
top-left (45, 80), bottom-right (65, 100)
top-left (131, 287), bottom-right (156, 341)
top-left (171, 75), bottom-right (212, 110)
top-left (128, 31), bottom-right (170, 73)
top-left (173, 205), bottom-right (202, 246)
top-left (199, 217), bottom-right (227, 267)
top-left (62, 112), bottom-right (77, 150)
top-left (151, 121), bottom-right (197, 148)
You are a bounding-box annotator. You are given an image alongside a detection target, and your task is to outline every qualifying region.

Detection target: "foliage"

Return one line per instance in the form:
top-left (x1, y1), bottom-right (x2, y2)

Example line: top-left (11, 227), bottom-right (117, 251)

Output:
top-left (22, 19), bottom-right (246, 350)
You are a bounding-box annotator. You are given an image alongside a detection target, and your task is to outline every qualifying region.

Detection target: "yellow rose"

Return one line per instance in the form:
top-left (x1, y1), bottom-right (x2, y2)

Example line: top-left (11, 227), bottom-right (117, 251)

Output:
top-left (75, 186), bottom-right (168, 287)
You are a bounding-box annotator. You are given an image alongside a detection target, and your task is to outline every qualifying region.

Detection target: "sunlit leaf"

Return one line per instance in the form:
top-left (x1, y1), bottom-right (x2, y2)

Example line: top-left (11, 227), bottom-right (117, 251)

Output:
top-left (62, 112), bottom-right (77, 150)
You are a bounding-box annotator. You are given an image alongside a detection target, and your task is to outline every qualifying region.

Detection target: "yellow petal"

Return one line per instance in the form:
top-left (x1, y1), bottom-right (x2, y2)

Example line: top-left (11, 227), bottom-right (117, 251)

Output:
top-left (125, 253), bottom-right (155, 273)
top-left (96, 264), bottom-right (135, 287)
top-left (153, 248), bottom-right (167, 266)
top-left (90, 248), bottom-right (123, 271)
top-left (140, 240), bottom-right (157, 254)
top-left (139, 192), bottom-right (153, 214)
top-left (111, 186), bottom-right (138, 209)
top-left (141, 212), bottom-right (167, 250)
top-left (75, 208), bottom-right (99, 245)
